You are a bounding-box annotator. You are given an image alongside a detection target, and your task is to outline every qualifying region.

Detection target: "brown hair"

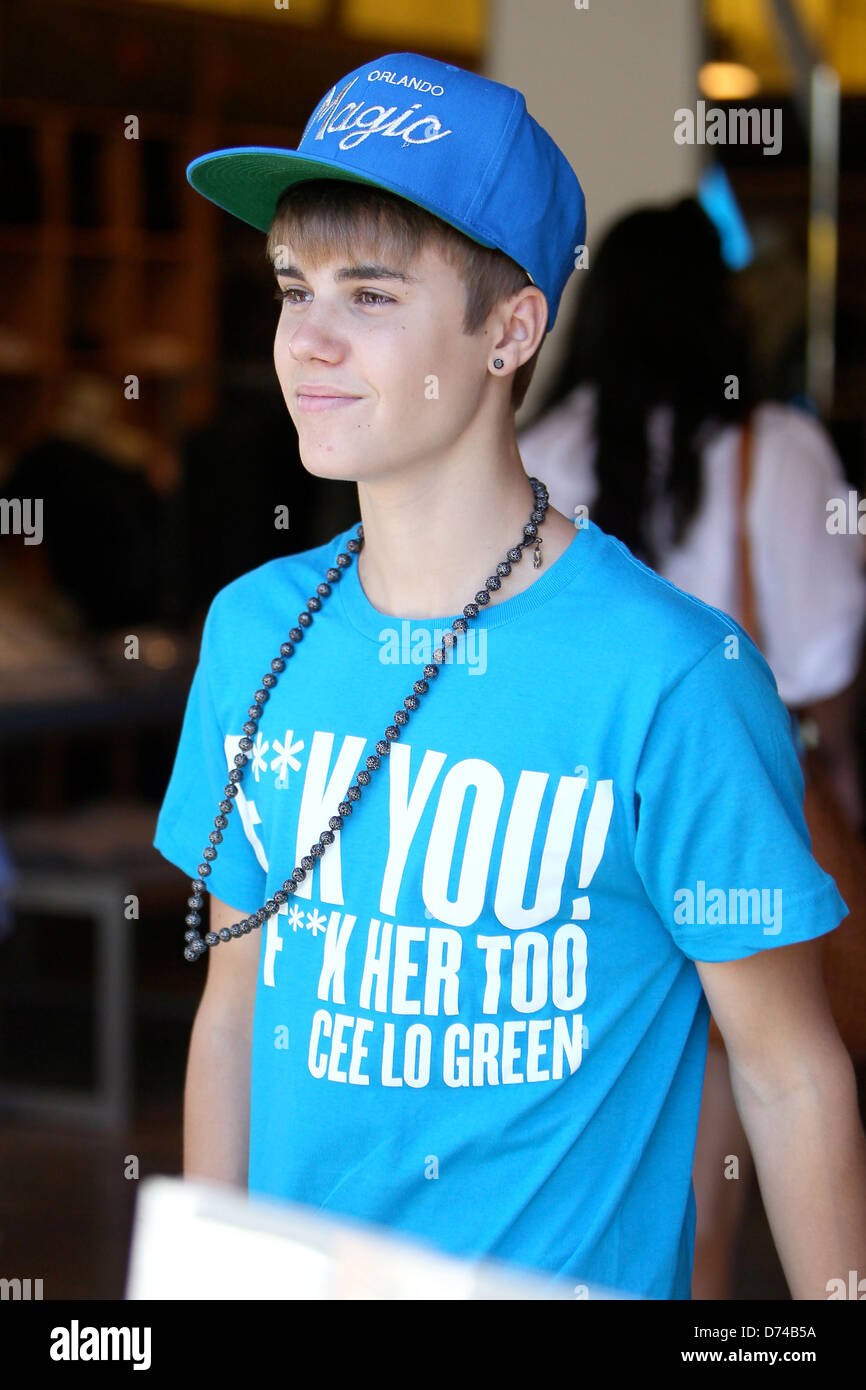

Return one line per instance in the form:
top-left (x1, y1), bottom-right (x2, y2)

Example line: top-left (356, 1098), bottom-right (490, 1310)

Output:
top-left (265, 179), bottom-right (543, 411)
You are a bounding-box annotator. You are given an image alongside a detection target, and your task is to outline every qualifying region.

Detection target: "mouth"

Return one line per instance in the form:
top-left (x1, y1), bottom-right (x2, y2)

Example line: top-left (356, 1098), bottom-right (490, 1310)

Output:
top-left (296, 387), bottom-right (364, 414)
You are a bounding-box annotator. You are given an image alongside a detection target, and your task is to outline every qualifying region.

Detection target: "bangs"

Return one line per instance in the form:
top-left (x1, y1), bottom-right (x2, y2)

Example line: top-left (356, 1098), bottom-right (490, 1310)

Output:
top-left (266, 180), bottom-right (454, 281)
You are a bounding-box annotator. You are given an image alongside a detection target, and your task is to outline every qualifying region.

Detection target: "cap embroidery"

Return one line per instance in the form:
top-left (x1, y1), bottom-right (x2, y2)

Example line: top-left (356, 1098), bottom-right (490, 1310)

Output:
top-left (308, 76), bottom-right (453, 151)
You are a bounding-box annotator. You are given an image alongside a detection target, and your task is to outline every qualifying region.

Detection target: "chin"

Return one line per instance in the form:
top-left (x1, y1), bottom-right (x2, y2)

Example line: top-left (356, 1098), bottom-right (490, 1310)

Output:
top-left (296, 439), bottom-right (367, 483)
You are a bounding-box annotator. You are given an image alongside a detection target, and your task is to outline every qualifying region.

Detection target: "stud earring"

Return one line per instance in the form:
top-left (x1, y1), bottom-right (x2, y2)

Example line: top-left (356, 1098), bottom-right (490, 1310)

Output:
top-left (492, 358), bottom-right (504, 369)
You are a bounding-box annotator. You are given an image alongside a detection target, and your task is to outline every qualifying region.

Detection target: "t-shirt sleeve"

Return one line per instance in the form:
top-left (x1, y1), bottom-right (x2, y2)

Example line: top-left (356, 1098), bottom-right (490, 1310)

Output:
top-left (633, 634), bottom-right (849, 962)
top-left (153, 593), bottom-right (269, 915)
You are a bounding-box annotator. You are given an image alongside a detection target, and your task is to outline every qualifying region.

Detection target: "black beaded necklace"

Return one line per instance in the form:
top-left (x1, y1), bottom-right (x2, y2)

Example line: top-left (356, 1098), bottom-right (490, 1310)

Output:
top-left (182, 477), bottom-right (551, 962)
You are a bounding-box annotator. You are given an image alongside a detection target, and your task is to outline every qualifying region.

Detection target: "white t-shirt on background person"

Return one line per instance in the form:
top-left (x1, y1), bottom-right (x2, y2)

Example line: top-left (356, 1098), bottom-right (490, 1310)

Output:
top-left (518, 384), bottom-right (866, 708)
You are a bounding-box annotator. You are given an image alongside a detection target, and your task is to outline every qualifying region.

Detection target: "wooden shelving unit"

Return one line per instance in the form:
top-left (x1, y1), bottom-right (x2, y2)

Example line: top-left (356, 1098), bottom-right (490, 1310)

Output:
top-left (0, 0), bottom-right (479, 464)
top-left (0, 100), bottom-right (225, 455)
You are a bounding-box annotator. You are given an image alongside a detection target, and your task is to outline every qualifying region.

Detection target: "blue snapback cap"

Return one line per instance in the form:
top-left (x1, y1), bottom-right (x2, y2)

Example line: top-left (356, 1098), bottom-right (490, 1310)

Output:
top-left (186, 52), bottom-right (586, 331)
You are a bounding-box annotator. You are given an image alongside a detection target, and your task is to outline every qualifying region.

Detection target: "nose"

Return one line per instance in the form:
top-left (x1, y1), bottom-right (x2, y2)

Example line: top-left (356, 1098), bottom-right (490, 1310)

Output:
top-left (278, 298), bottom-right (346, 365)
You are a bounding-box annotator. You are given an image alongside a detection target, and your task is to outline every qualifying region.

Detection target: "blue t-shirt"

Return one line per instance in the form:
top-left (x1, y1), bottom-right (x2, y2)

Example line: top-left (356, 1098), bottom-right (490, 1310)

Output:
top-left (154, 517), bottom-right (847, 1299)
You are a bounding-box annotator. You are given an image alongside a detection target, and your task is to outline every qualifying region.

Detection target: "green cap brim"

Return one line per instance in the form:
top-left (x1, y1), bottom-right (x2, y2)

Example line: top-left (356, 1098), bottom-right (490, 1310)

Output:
top-left (186, 147), bottom-right (499, 250)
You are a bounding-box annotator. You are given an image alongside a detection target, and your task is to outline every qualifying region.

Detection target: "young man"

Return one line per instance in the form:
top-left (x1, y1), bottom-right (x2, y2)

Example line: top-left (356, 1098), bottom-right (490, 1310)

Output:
top-left (154, 51), bottom-right (866, 1300)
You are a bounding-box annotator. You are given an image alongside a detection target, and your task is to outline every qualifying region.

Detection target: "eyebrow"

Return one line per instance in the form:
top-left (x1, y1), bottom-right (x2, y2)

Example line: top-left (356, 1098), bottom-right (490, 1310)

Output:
top-left (272, 262), bottom-right (417, 284)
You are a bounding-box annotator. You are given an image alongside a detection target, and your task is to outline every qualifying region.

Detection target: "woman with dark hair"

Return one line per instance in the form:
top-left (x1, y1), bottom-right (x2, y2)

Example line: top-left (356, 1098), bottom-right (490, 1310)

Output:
top-left (527, 199), bottom-right (755, 569)
top-left (519, 197), bottom-right (866, 1299)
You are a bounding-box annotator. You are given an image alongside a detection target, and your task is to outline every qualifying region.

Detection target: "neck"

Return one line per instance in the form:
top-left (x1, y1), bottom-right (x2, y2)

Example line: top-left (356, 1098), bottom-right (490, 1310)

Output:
top-left (354, 431), bottom-right (575, 620)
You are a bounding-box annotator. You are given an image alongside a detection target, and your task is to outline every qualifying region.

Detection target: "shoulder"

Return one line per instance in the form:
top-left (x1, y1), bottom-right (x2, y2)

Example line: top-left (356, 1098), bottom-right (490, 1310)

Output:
top-left (749, 401), bottom-right (844, 486)
top-left (585, 520), bottom-right (778, 701)
top-left (699, 400), bottom-right (840, 472)
top-left (210, 525), bottom-right (357, 616)
top-left (201, 523), bottom-right (359, 670)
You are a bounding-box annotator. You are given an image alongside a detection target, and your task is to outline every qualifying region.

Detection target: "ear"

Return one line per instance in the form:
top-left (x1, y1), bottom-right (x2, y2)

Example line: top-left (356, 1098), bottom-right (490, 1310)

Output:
top-left (487, 284), bottom-right (548, 376)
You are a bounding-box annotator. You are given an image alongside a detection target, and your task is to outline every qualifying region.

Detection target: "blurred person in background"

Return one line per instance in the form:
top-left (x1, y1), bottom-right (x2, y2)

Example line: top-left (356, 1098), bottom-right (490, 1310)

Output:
top-left (3, 372), bottom-right (174, 634)
top-left (176, 371), bottom-right (359, 630)
top-left (518, 197), bottom-right (866, 1299)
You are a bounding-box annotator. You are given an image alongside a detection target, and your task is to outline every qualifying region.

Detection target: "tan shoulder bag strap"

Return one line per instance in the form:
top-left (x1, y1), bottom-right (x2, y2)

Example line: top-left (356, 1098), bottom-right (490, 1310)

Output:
top-left (737, 415), bottom-right (761, 644)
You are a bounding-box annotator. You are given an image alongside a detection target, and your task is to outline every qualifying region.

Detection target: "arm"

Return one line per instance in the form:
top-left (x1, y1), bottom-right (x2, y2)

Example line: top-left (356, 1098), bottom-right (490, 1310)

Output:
top-left (183, 895), bottom-right (261, 1188)
top-left (696, 938), bottom-right (866, 1300)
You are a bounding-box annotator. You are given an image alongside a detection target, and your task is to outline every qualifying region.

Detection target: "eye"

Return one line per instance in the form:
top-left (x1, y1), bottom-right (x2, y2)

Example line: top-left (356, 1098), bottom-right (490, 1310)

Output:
top-left (273, 286), bottom-right (308, 304)
top-left (272, 286), bottom-right (395, 307)
top-left (356, 290), bottom-right (393, 307)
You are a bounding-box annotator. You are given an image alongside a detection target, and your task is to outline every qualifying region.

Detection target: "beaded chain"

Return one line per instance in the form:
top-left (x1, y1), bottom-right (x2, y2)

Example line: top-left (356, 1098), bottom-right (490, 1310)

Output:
top-left (182, 477), bottom-right (550, 962)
